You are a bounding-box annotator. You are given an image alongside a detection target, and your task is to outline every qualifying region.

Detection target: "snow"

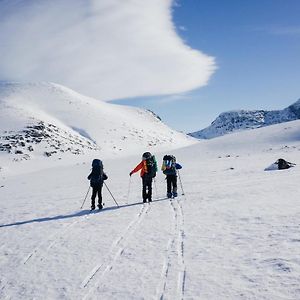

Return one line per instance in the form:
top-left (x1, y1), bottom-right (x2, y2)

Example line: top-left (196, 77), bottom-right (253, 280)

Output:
top-left (0, 81), bottom-right (195, 176)
top-left (190, 99), bottom-right (300, 139)
top-left (1, 114), bottom-right (300, 299)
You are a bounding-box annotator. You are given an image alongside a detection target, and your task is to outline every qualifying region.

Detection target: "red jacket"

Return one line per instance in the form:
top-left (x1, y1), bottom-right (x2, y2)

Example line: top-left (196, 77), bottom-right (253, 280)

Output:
top-left (131, 160), bottom-right (148, 177)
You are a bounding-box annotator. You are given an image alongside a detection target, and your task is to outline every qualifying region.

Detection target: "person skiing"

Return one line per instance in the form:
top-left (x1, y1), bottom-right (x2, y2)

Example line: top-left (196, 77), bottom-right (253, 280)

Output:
top-left (161, 155), bottom-right (182, 198)
top-left (87, 159), bottom-right (108, 210)
top-left (129, 152), bottom-right (157, 203)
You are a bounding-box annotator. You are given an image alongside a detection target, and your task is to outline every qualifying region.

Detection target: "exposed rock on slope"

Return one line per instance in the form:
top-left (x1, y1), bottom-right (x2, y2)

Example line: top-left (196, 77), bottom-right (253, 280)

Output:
top-left (0, 82), bottom-right (195, 162)
top-left (189, 99), bottom-right (300, 139)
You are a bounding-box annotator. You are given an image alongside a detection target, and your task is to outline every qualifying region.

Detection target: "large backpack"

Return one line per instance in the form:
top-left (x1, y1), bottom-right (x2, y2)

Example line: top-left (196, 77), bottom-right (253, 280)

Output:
top-left (90, 159), bottom-right (104, 187)
top-left (277, 158), bottom-right (292, 170)
top-left (92, 159), bottom-right (103, 168)
top-left (162, 155), bottom-right (176, 175)
top-left (145, 154), bottom-right (157, 178)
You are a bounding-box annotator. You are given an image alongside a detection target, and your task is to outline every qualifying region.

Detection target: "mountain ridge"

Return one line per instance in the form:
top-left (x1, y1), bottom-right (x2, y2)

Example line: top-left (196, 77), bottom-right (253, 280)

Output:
top-left (0, 81), bottom-right (195, 166)
top-left (189, 99), bottom-right (300, 139)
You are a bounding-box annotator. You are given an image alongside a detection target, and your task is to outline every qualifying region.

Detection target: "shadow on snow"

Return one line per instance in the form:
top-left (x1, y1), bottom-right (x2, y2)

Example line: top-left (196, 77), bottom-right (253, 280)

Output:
top-left (0, 197), bottom-right (169, 228)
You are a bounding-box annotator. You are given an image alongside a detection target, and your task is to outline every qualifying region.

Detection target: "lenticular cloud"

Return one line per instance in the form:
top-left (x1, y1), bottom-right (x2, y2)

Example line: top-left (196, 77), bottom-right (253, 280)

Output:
top-left (0, 0), bottom-right (216, 100)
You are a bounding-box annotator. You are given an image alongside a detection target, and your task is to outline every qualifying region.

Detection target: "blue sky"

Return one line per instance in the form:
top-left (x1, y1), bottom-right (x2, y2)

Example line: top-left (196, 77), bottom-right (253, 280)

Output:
top-left (114, 0), bottom-right (300, 132)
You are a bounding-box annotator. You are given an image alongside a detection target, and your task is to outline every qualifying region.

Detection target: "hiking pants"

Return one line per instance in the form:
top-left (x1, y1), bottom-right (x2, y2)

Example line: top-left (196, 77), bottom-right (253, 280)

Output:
top-left (166, 175), bottom-right (177, 194)
top-left (142, 176), bottom-right (152, 202)
top-left (91, 185), bottom-right (103, 207)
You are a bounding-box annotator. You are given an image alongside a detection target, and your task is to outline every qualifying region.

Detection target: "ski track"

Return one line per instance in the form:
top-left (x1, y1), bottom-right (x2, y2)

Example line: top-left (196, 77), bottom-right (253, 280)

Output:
top-left (23, 211), bottom-right (94, 265)
top-left (176, 199), bottom-right (187, 300)
top-left (0, 210), bottom-right (95, 298)
top-left (81, 203), bottom-right (151, 299)
top-left (156, 198), bottom-right (186, 300)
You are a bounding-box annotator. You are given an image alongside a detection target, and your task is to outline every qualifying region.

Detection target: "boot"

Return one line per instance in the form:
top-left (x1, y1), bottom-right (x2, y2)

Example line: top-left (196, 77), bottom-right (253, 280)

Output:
top-left (167, 192), bottom-right (172, 198)
top-left (173, 187), bottom-right (178, 198)
top-left (91, 199), bottom-right (95, 210)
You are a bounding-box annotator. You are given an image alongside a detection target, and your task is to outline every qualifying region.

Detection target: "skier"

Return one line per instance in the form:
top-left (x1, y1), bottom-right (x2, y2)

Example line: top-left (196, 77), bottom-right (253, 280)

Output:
top-left (87, 159), bottom-right (108, 210)
top-left (129, 152), bottom-right (157, 203)
top-left (161, 155), bottom-right (182, 198)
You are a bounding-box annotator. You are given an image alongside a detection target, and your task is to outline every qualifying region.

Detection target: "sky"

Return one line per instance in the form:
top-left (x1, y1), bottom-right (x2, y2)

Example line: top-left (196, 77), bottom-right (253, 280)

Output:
top-left (0, 0), bottom-right (299, 132)
top-left (115, 0), bottom-right (300, 132)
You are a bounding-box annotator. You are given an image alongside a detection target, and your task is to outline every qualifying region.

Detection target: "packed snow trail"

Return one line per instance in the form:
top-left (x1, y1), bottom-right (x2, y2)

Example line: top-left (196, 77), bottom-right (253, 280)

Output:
top-left (81, 203), bottom-right (151, 291)
top-left (156, 198), bottom-right (186, 300)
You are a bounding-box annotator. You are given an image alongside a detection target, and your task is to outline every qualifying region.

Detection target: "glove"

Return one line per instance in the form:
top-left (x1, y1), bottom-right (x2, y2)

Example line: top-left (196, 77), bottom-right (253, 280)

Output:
top-left (129, 171), bottom-right (133, 176)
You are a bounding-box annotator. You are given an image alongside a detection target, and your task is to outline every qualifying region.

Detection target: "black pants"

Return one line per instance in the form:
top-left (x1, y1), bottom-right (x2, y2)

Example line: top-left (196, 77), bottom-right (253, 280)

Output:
top-left (91, 185), bottom-right (103, 207)
top-left (142, 176), bottom-right (152, 202)
top-left (166, 175), bottom-right (177, 194)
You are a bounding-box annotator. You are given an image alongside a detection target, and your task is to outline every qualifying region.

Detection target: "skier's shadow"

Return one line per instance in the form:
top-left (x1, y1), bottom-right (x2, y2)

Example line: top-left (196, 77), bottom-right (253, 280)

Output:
top-left (0, 197), bottom-right (169, 228)
top-left (0, 209), bottom-right (94, 228)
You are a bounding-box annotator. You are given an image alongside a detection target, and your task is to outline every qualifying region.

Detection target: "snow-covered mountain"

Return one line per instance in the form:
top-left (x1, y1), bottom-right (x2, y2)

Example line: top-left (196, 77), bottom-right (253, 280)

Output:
top-left (0, 82), bottom-right (195, 168)
top-left (1, 119), bottom-right (300, 299)
top-left (189, 98), bottom-right (300, 139)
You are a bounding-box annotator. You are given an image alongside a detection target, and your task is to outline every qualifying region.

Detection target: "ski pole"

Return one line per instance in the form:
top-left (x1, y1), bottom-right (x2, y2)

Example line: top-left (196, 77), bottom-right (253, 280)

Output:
top-left (126, 177), bottom-right (132, 202)
top-left (104, 182), bottom-right (119, 207)
top-left (177, 170), bottom-right (185, 196)
top-left (80, 186), bottom-right (91, 209)
top-left (154, 178), bottom-right (158, 199)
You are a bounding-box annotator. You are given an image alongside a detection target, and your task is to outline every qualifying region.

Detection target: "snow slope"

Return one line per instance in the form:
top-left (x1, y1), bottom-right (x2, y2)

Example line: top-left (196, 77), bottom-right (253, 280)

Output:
top-left (0, 81), bottom-right (195, 175)
top-left (0, 120), bottom-right (300, 299)
top-left (190, 98), bottom-right (300, 139)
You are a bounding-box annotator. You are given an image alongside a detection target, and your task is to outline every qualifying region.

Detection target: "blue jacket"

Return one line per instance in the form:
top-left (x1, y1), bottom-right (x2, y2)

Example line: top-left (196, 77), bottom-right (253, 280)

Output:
top-left (161, 161), bottom-right (182, 176)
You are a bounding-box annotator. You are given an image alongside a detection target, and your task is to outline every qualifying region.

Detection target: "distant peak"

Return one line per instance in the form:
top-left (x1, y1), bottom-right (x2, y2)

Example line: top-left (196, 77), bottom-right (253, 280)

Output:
top-left (190, 98), bottom-right (300, 139)
top-left (289, 98), bottom-right (300, 107)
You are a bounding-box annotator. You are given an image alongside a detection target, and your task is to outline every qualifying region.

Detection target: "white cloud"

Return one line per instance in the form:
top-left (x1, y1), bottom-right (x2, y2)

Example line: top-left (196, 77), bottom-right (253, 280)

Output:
top-left (178, 26), bottom-right (187, 31)
top-left (0, 0), bottom-right (216, 101)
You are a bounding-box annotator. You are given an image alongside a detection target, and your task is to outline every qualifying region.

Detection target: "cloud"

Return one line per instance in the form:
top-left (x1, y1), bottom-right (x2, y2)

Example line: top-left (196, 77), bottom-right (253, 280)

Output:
top-left (0, 0), bottom-right (216, 101)
top-left (178, 26), bottom-right (187, 31)
top-left (153, 93), bottom-right (192, 105)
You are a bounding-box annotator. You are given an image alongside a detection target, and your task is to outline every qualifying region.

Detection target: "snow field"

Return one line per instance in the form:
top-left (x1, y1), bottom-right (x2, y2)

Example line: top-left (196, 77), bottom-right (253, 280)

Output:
top-left (1, 120), bottom-right (300, 299)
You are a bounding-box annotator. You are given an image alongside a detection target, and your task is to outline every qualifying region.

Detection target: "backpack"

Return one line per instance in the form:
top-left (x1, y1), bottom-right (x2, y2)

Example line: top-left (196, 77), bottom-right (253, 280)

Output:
top-left (142, 152), bottom-right (152, 160)
top-left (276, 158), bottom-right (292, 170)
top-left (162, 155), bottom-right (176, 175)
top-left (90, 159), bottom-right (104, 187)
top-left (92, 159), bottom-right (103, 168)
top-left (145, 155), bottom-right (157, 178)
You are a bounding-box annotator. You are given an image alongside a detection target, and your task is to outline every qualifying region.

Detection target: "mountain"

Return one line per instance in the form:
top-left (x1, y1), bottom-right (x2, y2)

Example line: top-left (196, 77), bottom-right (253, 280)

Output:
top-left (0, 82), bottom-right (195, 169)
top-left (1, 118), bottom-right (300, 299)
top-left (189, 99), bottom-right (300, 139)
